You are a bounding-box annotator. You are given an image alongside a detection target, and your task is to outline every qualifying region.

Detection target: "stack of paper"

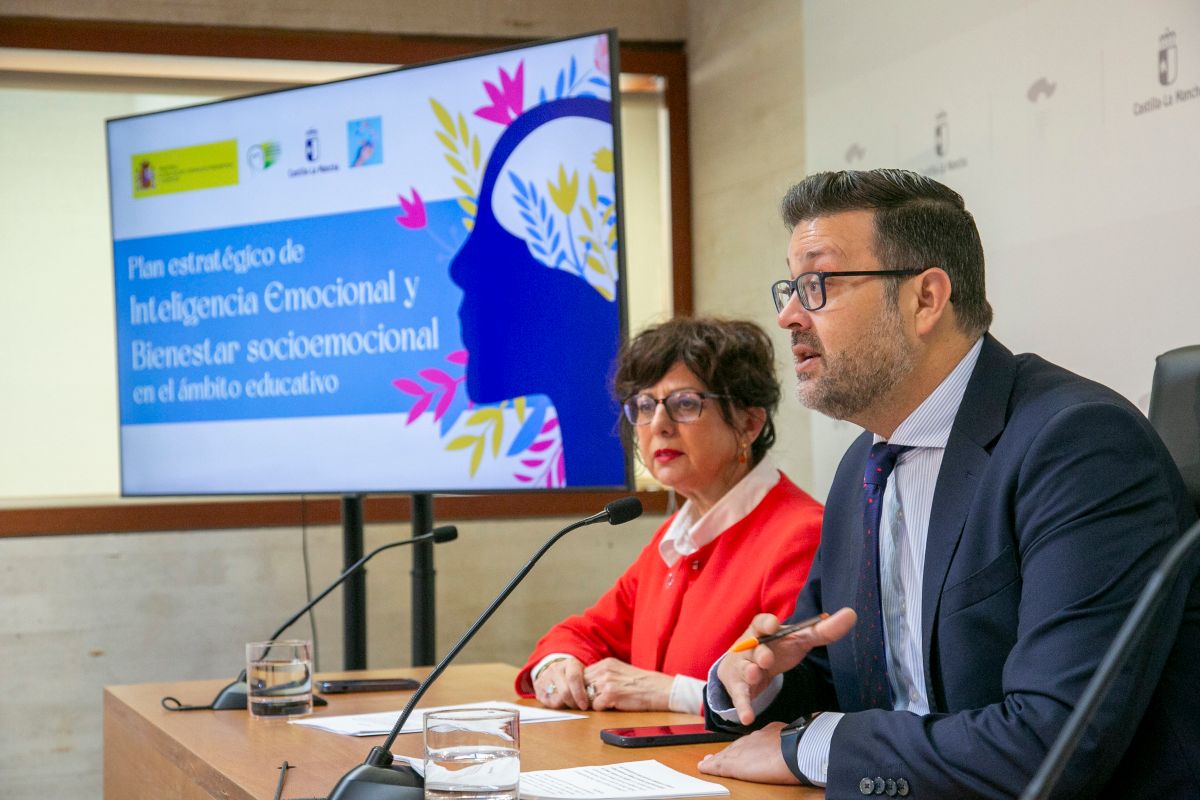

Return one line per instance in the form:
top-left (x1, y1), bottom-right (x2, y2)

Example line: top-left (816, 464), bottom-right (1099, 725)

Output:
top-left (519, 760), bottom-right (730, 800)
top-left (396, 757), bottom-right (728, 800)
top-left (289, 700), bottom-right (584, 736)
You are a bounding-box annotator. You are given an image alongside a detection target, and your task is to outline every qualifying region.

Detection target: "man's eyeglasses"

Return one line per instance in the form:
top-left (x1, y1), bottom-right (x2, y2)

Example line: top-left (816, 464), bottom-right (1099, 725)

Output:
top-left (622, 390), bottom-right (726, 426)
top-left (771, 269), bottom-right (926, 312)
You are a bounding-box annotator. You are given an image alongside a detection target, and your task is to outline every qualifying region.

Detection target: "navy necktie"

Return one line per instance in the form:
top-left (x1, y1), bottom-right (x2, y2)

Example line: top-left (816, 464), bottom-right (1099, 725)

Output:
top-left (855, 441), bottom-right (911, 709)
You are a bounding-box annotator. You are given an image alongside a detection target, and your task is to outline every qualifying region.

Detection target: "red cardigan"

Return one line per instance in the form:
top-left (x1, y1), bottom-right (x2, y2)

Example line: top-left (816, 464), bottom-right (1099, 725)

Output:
top-left (515, 474), bottom-right (823, 697)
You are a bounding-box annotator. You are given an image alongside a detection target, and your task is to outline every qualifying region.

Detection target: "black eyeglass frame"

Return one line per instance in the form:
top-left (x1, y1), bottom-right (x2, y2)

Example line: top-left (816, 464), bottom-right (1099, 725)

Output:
top-left (621, 390), bottom-right (729, 426)
top-left (771, 268), bottom-right (927, 312)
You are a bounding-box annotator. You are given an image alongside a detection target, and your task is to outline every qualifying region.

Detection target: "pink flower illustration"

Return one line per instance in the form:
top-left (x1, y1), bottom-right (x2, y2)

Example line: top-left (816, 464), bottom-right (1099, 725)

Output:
top-left (474, 62), bottom-right (524, 125)
top-left (395, 188), bottom-right (426, 229)
top-left (594, 38), bottom-right (609, 73)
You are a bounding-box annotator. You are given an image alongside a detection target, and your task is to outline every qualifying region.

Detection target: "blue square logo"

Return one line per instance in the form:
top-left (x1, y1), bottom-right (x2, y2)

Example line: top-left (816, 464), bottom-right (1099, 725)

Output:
top-left (347, 116), bottom-right (383, 168)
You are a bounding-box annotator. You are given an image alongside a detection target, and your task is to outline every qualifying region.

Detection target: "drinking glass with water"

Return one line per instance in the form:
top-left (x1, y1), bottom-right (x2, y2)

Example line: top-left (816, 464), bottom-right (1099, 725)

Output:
top-left (424, 707), bottom-right (520, 800)
top-left (245, 639), bottom-right (313, 718)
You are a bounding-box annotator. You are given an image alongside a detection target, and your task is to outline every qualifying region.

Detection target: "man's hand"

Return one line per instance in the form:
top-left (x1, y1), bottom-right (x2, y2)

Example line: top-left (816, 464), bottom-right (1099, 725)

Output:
top-left (583, 658), bottom-right (674, 711)
top-left (717, 608), bottom-right (857, 725)
top-left (533, 656), bottom-right (590, 709)
top-left (697, 722), bottom-right (798, 784)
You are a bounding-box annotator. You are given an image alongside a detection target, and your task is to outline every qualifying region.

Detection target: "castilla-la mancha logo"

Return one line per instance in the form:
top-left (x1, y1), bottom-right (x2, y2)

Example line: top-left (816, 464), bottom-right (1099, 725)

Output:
top-left (934, 111), bottom-right (949, 157)
top-left (1159, 29), bottom-right (1177, 86)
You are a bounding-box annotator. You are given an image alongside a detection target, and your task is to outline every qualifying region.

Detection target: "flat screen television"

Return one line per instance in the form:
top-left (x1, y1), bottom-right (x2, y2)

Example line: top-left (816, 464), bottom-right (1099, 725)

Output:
top-left (106, 31), bottom-right (630, 495)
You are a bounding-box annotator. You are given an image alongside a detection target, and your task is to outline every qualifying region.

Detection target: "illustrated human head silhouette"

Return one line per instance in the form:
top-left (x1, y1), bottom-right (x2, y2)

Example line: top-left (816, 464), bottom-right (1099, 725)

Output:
top-left (450, 97), bottom-right (625, 487)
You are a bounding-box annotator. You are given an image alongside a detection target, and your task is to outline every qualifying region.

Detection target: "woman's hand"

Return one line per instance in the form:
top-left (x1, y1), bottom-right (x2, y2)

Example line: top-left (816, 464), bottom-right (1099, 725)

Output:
top-left (533, 656), bottom-right (590, 709)
top-left (583, 658), bottom-right (674, 711)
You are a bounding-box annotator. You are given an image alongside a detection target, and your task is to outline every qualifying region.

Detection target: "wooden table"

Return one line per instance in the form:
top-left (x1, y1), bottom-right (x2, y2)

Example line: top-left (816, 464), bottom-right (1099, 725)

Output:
top-left (104, 663), bottom-right (821, 799)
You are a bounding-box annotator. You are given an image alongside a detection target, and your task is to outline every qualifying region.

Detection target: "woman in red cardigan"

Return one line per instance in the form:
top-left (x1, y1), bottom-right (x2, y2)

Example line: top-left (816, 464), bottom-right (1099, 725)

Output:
top-left (516, 317), bottom-right (824, 714)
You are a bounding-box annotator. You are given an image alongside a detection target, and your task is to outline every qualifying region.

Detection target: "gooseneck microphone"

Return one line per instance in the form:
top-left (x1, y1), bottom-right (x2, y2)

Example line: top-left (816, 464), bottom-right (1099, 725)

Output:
top-left (162, 525), bottom-right (459, 712)
top-left (326, 496), bottom-right (643, 800)
top-left (1020, 517), bottom-right (1200, 799)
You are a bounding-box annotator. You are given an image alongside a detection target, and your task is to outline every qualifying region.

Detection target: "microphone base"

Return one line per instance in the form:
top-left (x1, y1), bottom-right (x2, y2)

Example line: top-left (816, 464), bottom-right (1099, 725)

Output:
top-left (209, 679), bottom-right (327, 711)
top-left (210, 679), bottom-right (248, 710)
top-left (327, 760), bottom-right (424, 800)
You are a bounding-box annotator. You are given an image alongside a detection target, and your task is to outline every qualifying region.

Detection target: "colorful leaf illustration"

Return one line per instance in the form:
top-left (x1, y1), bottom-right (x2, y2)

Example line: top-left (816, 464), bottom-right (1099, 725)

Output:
top-left (506, 395), bottom-right (551, 455)
top-left (392, 351), bottom-right (470, 431)
top-left (406, 392), bottom-right (433, 424)
top-left (429, 97), bottom-right (482, 231)
top-left (392, 378), bottom-right (425, 396)
top-left (547, 165), bottom-right (579, 215)
top-left (512, 422), bottom-right (566, 487)
top-left (474, 62), bottom-right (525, 125)
top-left (395, 188), bottom-right (427, 229)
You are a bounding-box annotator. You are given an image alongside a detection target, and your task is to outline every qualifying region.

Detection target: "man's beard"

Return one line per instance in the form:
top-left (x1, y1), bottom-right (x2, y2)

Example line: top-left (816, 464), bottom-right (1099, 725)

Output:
top-left (792, 307), bottom-right (916, 421)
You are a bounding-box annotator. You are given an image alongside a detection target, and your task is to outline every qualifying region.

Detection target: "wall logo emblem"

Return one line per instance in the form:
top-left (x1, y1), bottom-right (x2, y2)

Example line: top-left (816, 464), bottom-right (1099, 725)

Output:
top-left (1159, 29), bottom-right (1177, 86)
top-left (934, 111), bottom-right (949, 157)
top-left (920, 109), bottom-right (967, 176)
top-left (844, 142), bottom-right (866, 163)
top-left (1026, 77), bottom-right (1057, 103)
top-left (304, 128), bottom-right (320, 163)
top-left (1133, 26), bottom-right (1198, 117)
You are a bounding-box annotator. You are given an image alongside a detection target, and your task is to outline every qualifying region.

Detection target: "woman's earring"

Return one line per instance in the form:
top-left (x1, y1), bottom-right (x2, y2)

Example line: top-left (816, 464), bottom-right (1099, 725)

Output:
top-left (738, 442), bottom-right (748, 465)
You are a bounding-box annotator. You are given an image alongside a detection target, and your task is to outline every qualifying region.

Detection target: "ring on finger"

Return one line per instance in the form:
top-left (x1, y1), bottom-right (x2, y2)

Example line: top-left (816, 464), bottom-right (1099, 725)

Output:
top-left (586, 683), bottom-right (596, 699)
top-left (545, 682), bottom-right (557, 696)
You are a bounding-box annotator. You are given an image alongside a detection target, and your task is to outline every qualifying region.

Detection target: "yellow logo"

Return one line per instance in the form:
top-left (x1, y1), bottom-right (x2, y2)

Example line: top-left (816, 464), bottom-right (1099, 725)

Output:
top-left (132, 139), bottom-right (239, 198)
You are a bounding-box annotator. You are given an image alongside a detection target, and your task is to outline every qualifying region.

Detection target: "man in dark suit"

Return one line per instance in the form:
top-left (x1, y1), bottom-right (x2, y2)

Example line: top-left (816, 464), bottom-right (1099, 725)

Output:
top-left (697, 169), bottom-right (1199, 798)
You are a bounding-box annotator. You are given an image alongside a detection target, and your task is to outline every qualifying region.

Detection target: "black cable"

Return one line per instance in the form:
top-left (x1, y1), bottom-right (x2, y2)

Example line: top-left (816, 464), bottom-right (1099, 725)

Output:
top-left (160, 695), bottom-right (215, 711)
top-left (300, 494), bottom-right (320, 672)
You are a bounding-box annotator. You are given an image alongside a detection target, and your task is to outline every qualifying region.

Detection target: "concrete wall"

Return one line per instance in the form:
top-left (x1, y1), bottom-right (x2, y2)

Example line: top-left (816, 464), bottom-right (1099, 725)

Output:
top-left (687, 0), bottom-right (815, 490)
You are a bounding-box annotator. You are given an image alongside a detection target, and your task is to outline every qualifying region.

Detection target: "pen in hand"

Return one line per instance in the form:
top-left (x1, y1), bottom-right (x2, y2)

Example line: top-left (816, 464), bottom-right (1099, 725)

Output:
top-left (729, 613), bottom-right (830, 652)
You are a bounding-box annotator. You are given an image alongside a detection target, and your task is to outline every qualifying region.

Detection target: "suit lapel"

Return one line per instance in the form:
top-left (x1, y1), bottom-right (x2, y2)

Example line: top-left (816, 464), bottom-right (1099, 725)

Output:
top-left (920, 335), bottom-right (1015, 707)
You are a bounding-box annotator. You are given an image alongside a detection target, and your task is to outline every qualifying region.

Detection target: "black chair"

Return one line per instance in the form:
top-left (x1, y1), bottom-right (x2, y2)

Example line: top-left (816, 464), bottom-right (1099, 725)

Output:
top-left (1148, 345), bottom-right (1200, 515)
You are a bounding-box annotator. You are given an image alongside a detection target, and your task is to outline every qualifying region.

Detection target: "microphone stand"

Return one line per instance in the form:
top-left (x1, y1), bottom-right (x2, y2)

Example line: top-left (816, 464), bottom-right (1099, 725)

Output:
top-left (1020, 518), bottom-right (1200, 799)
top-left (163, 526), bottom-right (458, 712)
top-left (326, 497), bottom-right (643, 800)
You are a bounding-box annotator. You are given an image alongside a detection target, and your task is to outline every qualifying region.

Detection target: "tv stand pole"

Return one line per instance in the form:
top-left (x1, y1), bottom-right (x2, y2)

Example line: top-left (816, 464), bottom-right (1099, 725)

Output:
top-left (338, 493), bottom-right (437, 670)
top-left (411, 492), bottom-right (436, 665)
top-left (341, 494), bottom-right (367, 669)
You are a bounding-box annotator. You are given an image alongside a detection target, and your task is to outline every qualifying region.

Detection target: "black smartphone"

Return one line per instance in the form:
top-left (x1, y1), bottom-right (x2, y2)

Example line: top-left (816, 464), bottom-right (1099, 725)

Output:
top-left (315, 677), bottom-right (420, 694)
top-left (599, 723), bottom-right (738, 747)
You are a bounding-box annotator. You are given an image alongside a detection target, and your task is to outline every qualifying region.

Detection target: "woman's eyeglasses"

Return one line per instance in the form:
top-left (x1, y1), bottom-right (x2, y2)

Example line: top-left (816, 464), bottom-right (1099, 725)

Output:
top-left (622, 390), bottom-right (726, 425)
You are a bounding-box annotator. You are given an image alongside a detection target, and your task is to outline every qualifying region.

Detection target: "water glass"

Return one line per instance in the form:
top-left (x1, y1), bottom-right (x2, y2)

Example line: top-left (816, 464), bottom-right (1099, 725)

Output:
top-left (424, 707), bottom-right (520, 800)
top-left (245, 639), bottom-right (313, 718)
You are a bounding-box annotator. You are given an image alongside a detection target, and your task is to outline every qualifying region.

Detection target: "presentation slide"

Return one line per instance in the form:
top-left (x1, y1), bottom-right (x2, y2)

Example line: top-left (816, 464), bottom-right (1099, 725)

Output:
top-left (107, 32), bottom-right (629, 495)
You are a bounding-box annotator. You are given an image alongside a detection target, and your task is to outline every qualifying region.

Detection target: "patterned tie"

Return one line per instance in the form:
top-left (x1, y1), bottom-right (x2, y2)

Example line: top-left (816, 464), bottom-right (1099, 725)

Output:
top-left (855, 441), bottom-right (911, 709)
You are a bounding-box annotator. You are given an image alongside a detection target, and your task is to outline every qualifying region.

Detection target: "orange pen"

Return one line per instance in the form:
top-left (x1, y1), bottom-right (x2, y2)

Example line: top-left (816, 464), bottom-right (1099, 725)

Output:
top-left (730, 613), bottom-right (830, 652)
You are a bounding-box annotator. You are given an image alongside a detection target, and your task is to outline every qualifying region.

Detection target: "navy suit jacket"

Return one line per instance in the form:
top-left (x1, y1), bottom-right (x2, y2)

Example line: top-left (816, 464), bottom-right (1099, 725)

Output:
top-left (707, 335), bottom-right (1200, 798)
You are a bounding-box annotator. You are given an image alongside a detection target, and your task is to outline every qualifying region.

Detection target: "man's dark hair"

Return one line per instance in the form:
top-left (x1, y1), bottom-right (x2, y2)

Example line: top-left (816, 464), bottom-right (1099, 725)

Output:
top-left (781, 168), bottom-right (993, 336)
top-left (614, 317), bottom-right (780, 465)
